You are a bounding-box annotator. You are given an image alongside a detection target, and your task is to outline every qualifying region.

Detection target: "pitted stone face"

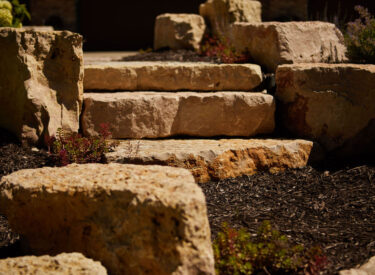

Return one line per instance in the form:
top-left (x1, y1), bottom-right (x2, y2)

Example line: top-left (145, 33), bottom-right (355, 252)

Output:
top-left (0, 163), bottom-right (215, 275)
top-left (0, 28), bottom-right (83, 145)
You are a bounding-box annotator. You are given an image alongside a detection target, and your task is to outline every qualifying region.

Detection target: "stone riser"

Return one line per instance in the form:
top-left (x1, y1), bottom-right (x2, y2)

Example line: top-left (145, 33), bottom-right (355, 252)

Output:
top-left (81, 91), bottom-right (275, 139)
top-left (84, 62), bottom-right (262, 91)
top-left (106, 139), bottom-right (314, 183)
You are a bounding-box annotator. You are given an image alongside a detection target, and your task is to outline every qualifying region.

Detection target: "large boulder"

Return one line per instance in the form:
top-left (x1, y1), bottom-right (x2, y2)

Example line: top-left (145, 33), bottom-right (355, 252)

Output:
top-left (154, 13), bottom-right (206, 51)
top-left (230, 21), bottom-right (347, 72)
top-left (81, 92), bottom-right (275, 139)
top-left (0, 163), bottom-right (214, 275)
top-left (275, 63), bottom-right (375, 157)
top-left (107, 139), bottom-right (314, 183)
top-left (0, 28), bottom-right (83, 145)
top-left (199, 0), bottom-right (261, 38)
top-left (0, 253), bottom-right (107, 274)
top-left (84, 61), bottom-right (262, 91)
top-left (259, 0), bottom-right (308, 21)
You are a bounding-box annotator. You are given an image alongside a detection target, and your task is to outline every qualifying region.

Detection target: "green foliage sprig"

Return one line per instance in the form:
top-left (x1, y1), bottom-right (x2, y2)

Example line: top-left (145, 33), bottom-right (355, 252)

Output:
top-left (0, 0), bottom-right (30, 28)
top-left (213, 221), bottom-right (328, 275)
top-left (45, 123), bottom-right (118, 167)
top-left (345, 6), bottom-right (375, 64)
top-left (10, 0), bottom-right (30, 28)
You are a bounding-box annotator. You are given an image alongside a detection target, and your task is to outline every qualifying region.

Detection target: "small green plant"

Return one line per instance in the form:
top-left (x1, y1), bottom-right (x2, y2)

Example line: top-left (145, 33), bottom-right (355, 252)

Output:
top-left (200, 35), bottom-right (250, 64)
top-left (345, 6), bottom-right (375, 64)
top-left (0, 0), bottom-right (30, 27)
top-left (213, 221), bottom-right (327, 275)
top-left (0, 1), bottom-right (13, 27)
top-left (45, 123), bottom-right (118, 167)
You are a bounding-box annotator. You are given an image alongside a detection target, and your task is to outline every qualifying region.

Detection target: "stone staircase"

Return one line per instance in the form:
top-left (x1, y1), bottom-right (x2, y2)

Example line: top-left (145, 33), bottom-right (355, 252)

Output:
top-left (82, 59), bottom-right (314, 183)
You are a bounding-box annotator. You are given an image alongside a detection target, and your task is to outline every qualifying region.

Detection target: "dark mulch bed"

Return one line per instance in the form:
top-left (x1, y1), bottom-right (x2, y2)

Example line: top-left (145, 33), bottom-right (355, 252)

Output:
top-left (0, 128), bottom-right (374, 274)
top-left (200, 166), bottom-right (375, 274)
top-left (121, 49), bottom-right (222, 63)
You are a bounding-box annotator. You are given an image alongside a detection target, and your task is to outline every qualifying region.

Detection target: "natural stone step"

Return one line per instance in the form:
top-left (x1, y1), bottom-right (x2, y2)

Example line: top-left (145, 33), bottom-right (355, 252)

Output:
top-left (0, 253), bottom-right (107, 275)
top-left (0, 163), bottom-right (214, 275)
top-left (84, 61), bottom-right (262, 91)
top-left (106, 139), bottom-right (314, 183)
top-left (229, 21), bottom-right (347, 72)
top-left (82, 91), bottom-right (275, 139)
top-left (275, 63), bottom-right (375, 157)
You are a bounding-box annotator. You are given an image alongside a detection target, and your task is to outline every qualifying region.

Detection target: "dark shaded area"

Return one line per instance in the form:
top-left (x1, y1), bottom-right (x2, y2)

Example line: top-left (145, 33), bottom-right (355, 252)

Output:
top-left (200, 166), bottom-right (375, 274)
top-left (121, 49), bottom-right (220, 63)
top-left (0, 129), bottom-right (53, 259)
top-left (79, 0), bottom-right (206, 51)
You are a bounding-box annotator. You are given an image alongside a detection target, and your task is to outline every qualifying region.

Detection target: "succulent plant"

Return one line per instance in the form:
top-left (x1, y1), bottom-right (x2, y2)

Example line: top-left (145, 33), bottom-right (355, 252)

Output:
top-left (0, 1), bottom-right (13, 27)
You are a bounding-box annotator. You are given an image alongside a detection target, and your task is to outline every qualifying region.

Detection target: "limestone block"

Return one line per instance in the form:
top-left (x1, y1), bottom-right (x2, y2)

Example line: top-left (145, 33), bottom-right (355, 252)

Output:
top-left (154, 13), bottom-right (206, 51)
top-left (199, 0), bottom-right (261, 38)
top-left (0, 253), bottom-right (107, 275)
top-left (230, 22), bottom-right (347, 72)
top-left (107, 139), bottom-right (313, 183)
top-left (81, 92), bottom-right (275, 139)
top-left (0, 28), bottom-right (83, 145)
top-left (84, 61), bottom-right (262, 91)
top-left (0, 163), bottom-right (214, 275)
top-left (276, 63), bottom-right (375, 156)
top-left (340, 256), bottom-right (375, 275)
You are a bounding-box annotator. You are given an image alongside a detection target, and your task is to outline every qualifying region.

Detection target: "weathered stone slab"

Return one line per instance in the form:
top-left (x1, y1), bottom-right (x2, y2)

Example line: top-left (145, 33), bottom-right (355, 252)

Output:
top-left (199, 0), bottom-right (261, 38)
top-left (275, 63), bottom-right (375, 156)
top-left (84, 61), bottom-right (262, 91)
top-left (230, 22), bottom-right (347, 72)
top-left (81, 92), bottom-right (275, 139)
top-left (0, 28), bottom-right (83, 145)
top-left (154, 13), bottom-right (206, 51)
top-left (0, 163), bottom-right (214, 275)
top-left (106, 139), bottom-right (313, 183)
top-left (340, 256), bottom-right (375, 275)
top-left (0, 253), bottom-right (107, 275)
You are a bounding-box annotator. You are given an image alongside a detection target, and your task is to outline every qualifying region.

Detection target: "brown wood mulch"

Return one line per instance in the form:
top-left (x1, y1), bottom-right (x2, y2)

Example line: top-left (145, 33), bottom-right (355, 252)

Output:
top-left (0, 128), bottom-right (374, 274)
top-left (199, 166), bottom-right (375, 274)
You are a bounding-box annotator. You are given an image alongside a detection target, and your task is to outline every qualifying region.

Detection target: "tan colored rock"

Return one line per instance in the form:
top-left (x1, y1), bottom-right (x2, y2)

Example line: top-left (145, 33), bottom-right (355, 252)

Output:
top-left (154, 13), bottom-right (206, 51)
top-left (81, 91), bottom-right (275, 139)
top-left (259, 0), bottom-right (308, 21)
top-left (230, 22), bottom-right (347, 72)
top-left (84, 61), bottom-right (262, 91)
top-left (340, 256), bottom-right (375, 275)
top-left (22, 26), bottom-right (54, 31)
top-left (0, 28), bottom-right (83, 145)
top-left (0, 163), bottom-right (214, 275)
top-left (199, 0), bottom-right (261, 38)
top-left (276, 63), bottom-right (375, 156)
top-left (107, 139), bottom-right (313, 183)
top-left (0, 253), bottom-right (107, 275)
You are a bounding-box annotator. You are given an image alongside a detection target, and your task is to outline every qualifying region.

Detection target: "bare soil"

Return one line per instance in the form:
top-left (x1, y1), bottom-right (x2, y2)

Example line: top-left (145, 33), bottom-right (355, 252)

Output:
top-left (0, 128), bottom-right (374, 274)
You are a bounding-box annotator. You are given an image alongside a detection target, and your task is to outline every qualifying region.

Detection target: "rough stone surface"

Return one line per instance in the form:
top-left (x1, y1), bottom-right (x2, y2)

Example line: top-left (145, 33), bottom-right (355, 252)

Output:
top-left (0, 28), bottom-right (83, 145)
top-left (275, 63), bottom-right (375, 156)
top-left (340, 256), bottom-right (375, 275)
top-left (84, 61), bottom-right (262, 91)
top-left (154, 13), bottom-right (206, 51)
top-left (0, 253), bottom-right (107, 275)
top-left (0, 163), bottom-right (214, 275)
top-left (230, 21), bottom-right (347, 72)
top-left (199, 0), bottom-right (261, 38)
top-left (107, 139), bottom-right (313, 183)
top-left (259, 0), bottom-right (308, 21)
top-left (22, 26), bottom-right (54, 31)
top-left (82, 92), bottom-right (275, 139)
